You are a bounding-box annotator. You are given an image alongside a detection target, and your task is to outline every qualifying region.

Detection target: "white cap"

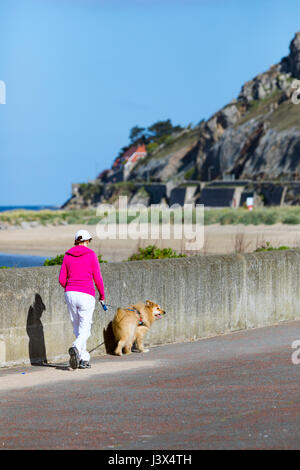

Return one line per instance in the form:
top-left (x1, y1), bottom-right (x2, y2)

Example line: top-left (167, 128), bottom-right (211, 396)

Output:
top-left (74, 229), bottom-right (92, 242)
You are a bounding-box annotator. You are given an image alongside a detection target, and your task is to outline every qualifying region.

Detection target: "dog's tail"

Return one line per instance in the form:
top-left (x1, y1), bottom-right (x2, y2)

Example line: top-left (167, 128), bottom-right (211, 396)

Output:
top-left (114, 307), bottom-right (128, 324)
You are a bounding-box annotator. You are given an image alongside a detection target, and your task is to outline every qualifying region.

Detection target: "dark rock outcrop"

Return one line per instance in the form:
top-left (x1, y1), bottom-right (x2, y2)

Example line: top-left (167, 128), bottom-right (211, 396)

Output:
top-left (281, 31), bottom-right (300, 78)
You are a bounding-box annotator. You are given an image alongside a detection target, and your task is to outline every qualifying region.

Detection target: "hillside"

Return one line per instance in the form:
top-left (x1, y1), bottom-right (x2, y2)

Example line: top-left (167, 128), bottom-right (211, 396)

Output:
top-left (130, 31), bottom-right (300, 183)
top-left (63, 32), bottom-right (300, 209)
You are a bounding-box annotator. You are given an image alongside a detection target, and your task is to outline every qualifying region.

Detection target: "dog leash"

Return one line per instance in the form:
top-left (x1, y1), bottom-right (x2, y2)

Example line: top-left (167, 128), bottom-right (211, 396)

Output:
top-left (88, 302), bottom-right (109, 354)
top-left (88, 341), bottom-right (105, 354)
top-left (101, 302), bottom-right (144, 324)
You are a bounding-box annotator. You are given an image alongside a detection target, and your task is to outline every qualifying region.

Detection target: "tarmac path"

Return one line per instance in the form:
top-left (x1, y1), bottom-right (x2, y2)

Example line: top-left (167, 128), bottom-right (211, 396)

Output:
top-left (0, 321), bottom-right (300, 450)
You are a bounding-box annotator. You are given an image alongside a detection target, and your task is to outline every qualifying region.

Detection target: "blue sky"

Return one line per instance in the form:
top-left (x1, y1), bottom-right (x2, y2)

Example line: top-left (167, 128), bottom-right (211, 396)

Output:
top-left (0, 0), bottom-right (299, 206)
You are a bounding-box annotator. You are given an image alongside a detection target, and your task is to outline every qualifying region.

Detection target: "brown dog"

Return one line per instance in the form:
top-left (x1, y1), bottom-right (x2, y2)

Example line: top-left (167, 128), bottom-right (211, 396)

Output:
top-left (112, 300), bottom-right (166, 356)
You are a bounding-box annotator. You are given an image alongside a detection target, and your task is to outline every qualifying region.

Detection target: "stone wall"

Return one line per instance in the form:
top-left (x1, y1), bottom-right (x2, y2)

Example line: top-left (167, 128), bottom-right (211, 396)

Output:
top-left (1, 251), bottom-right (300, 367)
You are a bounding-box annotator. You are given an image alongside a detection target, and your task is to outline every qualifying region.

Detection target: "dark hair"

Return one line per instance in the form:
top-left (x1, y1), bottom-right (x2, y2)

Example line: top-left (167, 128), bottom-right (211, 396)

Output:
top-left (74, 236), bottom-right (92, 246)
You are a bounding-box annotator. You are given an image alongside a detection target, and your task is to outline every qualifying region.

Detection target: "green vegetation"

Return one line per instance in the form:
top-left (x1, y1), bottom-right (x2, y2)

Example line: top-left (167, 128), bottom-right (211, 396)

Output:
top-left (105, 182), bottom-right (136, 204)
top-left (254, 241), bottom-right (290, 252)
top-left (3, 206), bottom-right (300, 228)
top-left (43, 254), bottom-right (65, 266)
top-left (133, 126), bottom-right (202, 175)
top-left (127, 245), bottom-right (186, 261)
top-left (146, 142), bottom-right (159, 153)
top-left (134, 186), bottom-right (150, 201)
top-left (0, 208), bottom-right (97, 226)
top-left (269, 99), bottom-right (300, 132)
top-left (129, 119), bottom-right (183, 146)
top-left (184, 166), bottom-right (196, 180)
top-left (237, 84), bottom-right (300, 133)
top-left (204, 207), bottom-right (300, 226)
top-left (236, 89), bottom-right (283, 128)
top-left (43, 253), bottom-right (107, 266)
top-left (115, 119), bottom-right (184, 162)
top-left (151, 127), bottom-right (201, 161)
top-left (78, 183), bottom-right (103, 203)
top-left (43, 246), bottom-right (186, 264)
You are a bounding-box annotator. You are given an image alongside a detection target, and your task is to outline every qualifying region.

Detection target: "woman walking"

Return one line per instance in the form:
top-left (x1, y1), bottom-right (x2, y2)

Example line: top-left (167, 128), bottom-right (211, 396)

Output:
top-left (59, 229), bottom-right (105, 369)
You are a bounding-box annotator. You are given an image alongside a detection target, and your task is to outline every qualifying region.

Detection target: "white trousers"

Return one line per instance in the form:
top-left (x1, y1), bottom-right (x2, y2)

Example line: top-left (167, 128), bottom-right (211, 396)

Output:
top-left (65, 291), bottom-right (95, 362)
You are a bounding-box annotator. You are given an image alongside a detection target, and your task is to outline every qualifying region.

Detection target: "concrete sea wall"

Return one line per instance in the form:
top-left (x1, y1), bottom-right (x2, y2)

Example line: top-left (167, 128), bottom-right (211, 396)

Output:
top-left (1, 250), bottom-right (300, 367)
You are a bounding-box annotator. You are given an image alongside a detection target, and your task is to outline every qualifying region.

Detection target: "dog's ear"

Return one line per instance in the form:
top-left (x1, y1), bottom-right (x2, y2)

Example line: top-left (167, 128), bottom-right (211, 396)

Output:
top-left (146, 300), bottom-right (153, 307)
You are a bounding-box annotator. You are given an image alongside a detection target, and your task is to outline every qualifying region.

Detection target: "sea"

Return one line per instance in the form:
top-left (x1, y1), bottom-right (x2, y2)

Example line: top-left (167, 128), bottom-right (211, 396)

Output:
top-left (0, 205), bottom-right (58, 267)
top-left (0, 205), bottom-right (58, 212)
top-left (0, 253), bottom-right (48, 268)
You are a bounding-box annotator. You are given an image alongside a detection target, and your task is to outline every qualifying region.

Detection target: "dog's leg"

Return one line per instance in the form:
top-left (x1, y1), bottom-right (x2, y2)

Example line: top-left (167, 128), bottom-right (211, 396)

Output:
top-left (114, 339), bottom-right (126, 356)
top-left (135, 326), bottom-right (149, 353)
top-left (124, 326), bottom-right (137, 355)
top-left (123, 342), bottom-right (133, 355)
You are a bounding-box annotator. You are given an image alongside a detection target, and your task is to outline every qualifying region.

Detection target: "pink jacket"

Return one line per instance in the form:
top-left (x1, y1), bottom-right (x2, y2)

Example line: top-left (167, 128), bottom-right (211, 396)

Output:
top-left (58, 245), bottom-right (105, 299)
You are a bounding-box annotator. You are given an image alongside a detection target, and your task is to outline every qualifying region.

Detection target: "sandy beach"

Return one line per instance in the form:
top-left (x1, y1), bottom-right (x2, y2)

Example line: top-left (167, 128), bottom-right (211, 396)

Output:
top-left (0, 223), bottom-right (300, 262)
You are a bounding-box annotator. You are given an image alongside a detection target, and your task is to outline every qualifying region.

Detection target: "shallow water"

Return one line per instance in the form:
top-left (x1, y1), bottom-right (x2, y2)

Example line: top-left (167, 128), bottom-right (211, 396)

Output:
top-left (0, 253), bottom-right (48, 268)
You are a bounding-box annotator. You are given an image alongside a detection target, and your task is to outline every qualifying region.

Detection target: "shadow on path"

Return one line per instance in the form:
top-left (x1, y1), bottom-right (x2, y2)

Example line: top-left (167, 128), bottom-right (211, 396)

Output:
top-left (40, 362), bottom-right (70, 371)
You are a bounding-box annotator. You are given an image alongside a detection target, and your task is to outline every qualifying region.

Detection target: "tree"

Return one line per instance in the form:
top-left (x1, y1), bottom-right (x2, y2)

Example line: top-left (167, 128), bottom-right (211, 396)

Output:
top-left (112, 119), bottom-right (184, 167)
top-left (147, 119), bottom-right (182, 142)
top-left (129, 126), bottom-right (146, 144)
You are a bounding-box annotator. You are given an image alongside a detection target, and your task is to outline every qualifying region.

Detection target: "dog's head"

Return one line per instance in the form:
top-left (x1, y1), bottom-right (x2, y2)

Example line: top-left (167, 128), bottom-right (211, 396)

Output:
top-left (145, 300), bottom-right (166, 320)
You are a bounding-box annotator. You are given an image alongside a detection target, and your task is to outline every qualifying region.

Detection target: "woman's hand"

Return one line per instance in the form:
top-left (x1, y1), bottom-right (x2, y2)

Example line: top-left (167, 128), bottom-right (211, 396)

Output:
top-left (100, 299), bottom-right (108, 311)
